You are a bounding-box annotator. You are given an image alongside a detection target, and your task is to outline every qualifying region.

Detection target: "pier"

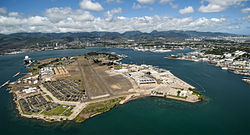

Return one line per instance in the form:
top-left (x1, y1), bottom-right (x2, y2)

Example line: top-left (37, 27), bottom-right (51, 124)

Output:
top-left (0, 80), bottom-right (10, 88)
top-left (13, 72), bottom-right (20, 77)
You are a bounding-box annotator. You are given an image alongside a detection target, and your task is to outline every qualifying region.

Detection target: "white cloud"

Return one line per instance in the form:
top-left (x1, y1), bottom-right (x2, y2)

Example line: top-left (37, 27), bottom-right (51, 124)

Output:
top-left (104, 7), bottom-right (122, 21)
top-left (0, 7), bottom-right (7, 14)
top-left (27, 16), bottom-right (50, 26)
top-left (79, 0), bottom-right (104, 11)
top-left (179, 6), bottom-right (194, 14)
top-left (169, 2), bottom-right (178, 8)
top-left (148, 7), bottom-right (154, 11)
top-left (106, 0), bottom-right (122, 3)
top-left (242, 15), bottom-right (250, 22)
top-left (133, 3), bottom-right (143, 9)
top-left (0, 7), bottom-right (230, 34)
top-left (199, 0), bottom-right (244, 13)
top-left (241, 7), bottom-right (250, 13)
top-left (8, 12), bottom-right (19, 17)
top-left (45, 7), bottom-right (72, 22)
top-left (159, 0), bottom-right (177, 8)
top-left (137, 0), bottom-right (155, 4)
top-left (132, 3), bottom-right (154, 10)
top-left (199, 4), bottom-right (225, 12)
top-left (159, 0), bottom-right (170, 3)
top-left (45, 7), bottom-right (94, 22)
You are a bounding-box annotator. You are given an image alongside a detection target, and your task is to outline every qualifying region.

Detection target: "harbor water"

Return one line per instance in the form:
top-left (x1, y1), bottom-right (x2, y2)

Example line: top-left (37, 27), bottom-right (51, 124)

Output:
top-left (0, 47), bottom-right (249, 135)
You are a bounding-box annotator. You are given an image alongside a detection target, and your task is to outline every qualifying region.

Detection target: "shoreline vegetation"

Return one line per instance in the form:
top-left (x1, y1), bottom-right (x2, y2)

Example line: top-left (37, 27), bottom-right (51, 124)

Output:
top-left (7, 52), bottom-right (204, 123)
top-left (74, 97), bottom-right (123, 123)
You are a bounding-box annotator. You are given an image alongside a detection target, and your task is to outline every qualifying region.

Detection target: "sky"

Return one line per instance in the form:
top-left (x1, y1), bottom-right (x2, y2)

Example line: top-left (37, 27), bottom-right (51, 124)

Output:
top-left (0, 0), bottom-right (249, 35)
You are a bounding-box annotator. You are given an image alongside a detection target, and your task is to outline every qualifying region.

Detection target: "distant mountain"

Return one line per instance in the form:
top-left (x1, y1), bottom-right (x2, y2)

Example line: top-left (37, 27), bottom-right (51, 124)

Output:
top-left (0, 30), bottom-right (242, 41)
top-left (0, 30), bottom-right (245, 52)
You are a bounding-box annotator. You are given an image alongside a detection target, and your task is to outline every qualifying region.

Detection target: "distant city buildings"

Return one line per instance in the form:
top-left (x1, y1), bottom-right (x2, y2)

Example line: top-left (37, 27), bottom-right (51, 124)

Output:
top-left (169, 49), bottom-right (250, 83)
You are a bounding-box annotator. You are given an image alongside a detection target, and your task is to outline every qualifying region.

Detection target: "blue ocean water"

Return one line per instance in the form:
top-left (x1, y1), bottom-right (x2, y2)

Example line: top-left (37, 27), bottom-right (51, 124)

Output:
top-left (0, 47), bottom-right (249, 135)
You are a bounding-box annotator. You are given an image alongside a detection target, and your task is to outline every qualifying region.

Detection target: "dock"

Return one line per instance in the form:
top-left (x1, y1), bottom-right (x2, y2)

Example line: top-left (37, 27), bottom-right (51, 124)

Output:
top-left (242, 78), bottom-right (250, 84)
top-left (13, 72), bottom-right (20, 77)
top-left (0, 80), bottom-right (10, 88)
top-left (24, 62), bottom-right (32, 67)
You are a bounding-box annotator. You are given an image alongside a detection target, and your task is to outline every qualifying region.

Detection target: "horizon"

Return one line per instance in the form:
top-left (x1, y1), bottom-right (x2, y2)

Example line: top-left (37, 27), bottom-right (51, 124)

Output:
top-left (0, 0), bottom-right (249, 35)
top-left (0, 30), bottom-right (249, 36)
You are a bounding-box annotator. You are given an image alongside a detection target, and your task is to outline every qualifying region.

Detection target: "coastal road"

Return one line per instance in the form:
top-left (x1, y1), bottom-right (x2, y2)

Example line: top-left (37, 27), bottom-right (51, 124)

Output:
top-left (68, 103), bottom-right (86, 120)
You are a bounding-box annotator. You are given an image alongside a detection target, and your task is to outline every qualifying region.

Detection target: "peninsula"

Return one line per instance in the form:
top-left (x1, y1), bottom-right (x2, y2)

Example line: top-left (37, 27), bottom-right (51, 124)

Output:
top-left (8, 52), bottom-right (203, 123)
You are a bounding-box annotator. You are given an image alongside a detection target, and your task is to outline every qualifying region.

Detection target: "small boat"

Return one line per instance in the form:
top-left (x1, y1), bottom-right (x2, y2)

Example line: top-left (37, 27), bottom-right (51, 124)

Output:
top-left (221, 67), bottom-right (228, 70)
top-left (0, 80), bottom-right (10, 88)
top-left (242, 79), bottom-right (250, 84)
top-left (13, 72), bottom-right (20, 77)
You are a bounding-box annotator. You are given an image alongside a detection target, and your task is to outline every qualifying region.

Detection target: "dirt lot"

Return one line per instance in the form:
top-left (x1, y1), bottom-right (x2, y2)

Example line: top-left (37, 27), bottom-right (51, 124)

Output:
top-left (39, 58), bottom-right (57, 64)
top-left (65, 61), bottom-right (81, 80)
top-left (92, 64), bottom-right (133, 95)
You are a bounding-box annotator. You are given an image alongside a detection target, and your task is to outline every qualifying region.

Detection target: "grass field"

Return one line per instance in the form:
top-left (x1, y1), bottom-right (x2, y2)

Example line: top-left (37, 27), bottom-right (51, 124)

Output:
top-left (46, 95), bottom-right (53, 101)
top-left (42, 105), bottom-right (74, 116)
top-left (74, 97), bottom-right (123, 123)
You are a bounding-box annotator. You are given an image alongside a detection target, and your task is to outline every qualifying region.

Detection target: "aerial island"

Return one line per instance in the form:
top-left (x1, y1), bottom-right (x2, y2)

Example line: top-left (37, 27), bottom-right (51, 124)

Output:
top-left (8, 52), bottom-right (203, 122)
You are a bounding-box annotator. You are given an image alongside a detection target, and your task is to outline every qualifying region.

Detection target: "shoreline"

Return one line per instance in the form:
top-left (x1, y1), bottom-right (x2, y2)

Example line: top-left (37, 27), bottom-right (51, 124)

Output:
top-left (13, 94), bottom-right (199, 123)
top-left (167, 56), bottom-right (250, 77)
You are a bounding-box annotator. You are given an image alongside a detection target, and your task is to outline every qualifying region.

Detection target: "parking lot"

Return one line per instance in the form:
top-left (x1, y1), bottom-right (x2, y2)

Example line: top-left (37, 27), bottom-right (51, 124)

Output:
top-left (43, 80), bottom-right (86, 102)
top-left (19, 94), bottom-right (60, 113)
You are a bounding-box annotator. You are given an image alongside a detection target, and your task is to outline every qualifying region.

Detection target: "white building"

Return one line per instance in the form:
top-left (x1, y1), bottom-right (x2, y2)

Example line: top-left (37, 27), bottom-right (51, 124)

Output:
top-left (224, 53), bottom-right (232, 58)
top-left (40, 67), bottom-right (54, 82)
top-left (22, 87), bottom-right (37, 94)
top-left (137, 78), bottom-right (157, 85)
top-left (179, 90), bottom-right (187, 97)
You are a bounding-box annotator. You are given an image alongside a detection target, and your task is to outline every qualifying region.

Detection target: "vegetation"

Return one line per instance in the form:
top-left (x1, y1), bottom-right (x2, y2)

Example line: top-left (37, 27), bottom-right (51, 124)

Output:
top-left (192, 90), bottom-right (205, 101)
top-left (168, 94), bottom-right (187, 99)
top-left (29, 57), bottom-right (77, 74)
top-left (42, 105), bottom-right (74, 116)
top-left (93, 58), bottom-right (101, 63)
top-left (74, 97), bottom-right (123, 123)
top-left (85, 52), bottom-right (119, 60)
top-left (46, 95), bottom-right (53, 101)
top-left (204, 47), bottom-right (250, 55)
top-left (177, 90), bottom-right (181, 96)
top-left (146, 72), bottom-right (151, 75)
top-left (172, 87), bottom-right (184, 90)
top-left (114, 65), bottom-right (123, 70)
top-left (29, 64), bottom-right (39, 74)
top-left (204, 48), bottom-right (230, 55)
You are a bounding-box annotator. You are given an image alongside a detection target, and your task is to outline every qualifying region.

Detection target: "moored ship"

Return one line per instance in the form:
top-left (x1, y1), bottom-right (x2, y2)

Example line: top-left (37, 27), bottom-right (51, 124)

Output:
top-left (24, 56), bottom-right (33, 67)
